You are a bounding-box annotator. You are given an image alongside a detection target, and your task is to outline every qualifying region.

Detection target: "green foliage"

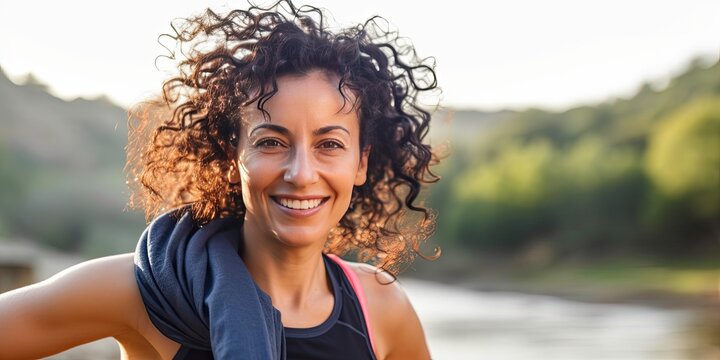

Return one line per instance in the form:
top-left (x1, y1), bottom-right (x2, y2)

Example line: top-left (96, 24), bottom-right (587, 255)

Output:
top-left (645, 97), bottom-right (720, 218)
top-left (429, 58), bottom-right (720, 258)
top-left (444, 135), bottom-right (646, 254)
top-left (456, 139), bottom-right (553, 207)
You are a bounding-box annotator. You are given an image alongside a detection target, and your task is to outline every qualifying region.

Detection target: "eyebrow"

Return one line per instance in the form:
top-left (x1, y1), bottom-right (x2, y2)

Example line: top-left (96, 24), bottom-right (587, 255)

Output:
top-left (249, 124), bottom-right (350, 137)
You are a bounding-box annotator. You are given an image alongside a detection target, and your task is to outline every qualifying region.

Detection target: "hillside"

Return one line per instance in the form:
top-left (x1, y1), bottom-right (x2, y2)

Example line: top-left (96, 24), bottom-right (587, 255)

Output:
top-left (0, 69), bottom-right (145, 255)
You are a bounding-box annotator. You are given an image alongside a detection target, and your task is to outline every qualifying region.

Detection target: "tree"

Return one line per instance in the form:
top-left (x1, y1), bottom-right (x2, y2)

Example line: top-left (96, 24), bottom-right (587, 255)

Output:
top-left (645, 97), bottom-right (720, 219)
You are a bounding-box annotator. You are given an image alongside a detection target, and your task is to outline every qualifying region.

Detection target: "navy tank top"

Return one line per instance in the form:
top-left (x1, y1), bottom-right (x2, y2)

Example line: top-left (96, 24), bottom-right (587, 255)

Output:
top-left (172, 254), bottom-right (377, 360)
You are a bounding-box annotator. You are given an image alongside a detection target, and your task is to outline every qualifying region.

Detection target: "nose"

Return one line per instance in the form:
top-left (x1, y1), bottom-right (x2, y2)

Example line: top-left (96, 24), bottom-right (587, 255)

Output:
top-left (283, 146), bottom-right (319, 187)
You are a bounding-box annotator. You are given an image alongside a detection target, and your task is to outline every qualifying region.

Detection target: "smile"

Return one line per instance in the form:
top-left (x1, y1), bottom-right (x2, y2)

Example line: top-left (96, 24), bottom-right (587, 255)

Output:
top-left (273, 197), bottom-right (329, 210)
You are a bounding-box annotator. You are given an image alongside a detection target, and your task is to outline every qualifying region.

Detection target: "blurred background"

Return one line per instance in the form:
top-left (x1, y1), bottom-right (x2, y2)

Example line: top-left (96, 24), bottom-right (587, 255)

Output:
top-left (0, 0), bottom-right (718, 359)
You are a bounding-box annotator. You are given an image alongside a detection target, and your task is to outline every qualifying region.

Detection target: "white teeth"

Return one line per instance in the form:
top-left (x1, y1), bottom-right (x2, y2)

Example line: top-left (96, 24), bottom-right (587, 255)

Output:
top-left (277, 198), bottom-right (323, 210)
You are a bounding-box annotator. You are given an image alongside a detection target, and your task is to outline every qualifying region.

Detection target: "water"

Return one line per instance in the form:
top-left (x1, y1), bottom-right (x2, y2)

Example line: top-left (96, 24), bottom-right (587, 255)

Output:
top-left (402, 279), bottom-right (706, 360)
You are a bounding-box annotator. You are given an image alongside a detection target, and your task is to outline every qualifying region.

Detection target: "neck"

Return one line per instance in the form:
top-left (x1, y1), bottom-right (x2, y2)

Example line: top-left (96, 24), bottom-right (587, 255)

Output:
top-left (240, 220), bottom-right (330, 311)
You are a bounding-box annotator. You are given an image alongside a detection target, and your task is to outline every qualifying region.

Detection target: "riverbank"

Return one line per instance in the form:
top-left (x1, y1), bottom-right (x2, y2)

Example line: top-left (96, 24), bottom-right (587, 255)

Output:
top-left (401, 249), bottom-right (718, 310)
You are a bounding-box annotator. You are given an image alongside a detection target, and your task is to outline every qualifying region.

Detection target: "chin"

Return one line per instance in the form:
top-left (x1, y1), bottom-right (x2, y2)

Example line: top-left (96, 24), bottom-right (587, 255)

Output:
top-left (273, 226), bottom-right (330, 248)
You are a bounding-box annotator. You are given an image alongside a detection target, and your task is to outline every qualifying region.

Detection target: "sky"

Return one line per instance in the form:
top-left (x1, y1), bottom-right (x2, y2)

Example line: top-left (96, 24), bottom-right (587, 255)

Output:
top-left (0, 0), bottom-right (718, 111)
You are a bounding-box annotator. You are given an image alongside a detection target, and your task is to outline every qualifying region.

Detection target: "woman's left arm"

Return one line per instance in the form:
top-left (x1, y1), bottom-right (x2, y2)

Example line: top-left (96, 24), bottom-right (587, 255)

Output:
top-left (381, 286), bottom-right (432, 360)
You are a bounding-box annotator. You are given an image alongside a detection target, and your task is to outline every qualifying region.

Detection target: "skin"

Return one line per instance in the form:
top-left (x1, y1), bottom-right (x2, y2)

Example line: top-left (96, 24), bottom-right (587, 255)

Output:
top-left (0, 70), bottom-right (431, 360)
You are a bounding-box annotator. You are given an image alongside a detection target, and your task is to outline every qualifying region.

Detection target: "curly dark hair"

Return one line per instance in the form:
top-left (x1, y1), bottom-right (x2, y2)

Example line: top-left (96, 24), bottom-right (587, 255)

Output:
top-left (125, 0), bottom-right (441, 275)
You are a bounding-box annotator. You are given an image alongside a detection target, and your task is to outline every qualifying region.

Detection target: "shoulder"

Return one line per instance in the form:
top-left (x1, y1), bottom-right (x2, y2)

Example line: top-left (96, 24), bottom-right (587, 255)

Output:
top-left (345, 261), bottom-right (405, 310)
top-left (344, 261), bottom-right (431, 360)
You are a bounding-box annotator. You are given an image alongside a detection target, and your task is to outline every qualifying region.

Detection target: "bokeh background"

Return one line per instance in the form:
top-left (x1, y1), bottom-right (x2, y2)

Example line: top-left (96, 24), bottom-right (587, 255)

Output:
top-left (0, 0), bottom-right (717, 359)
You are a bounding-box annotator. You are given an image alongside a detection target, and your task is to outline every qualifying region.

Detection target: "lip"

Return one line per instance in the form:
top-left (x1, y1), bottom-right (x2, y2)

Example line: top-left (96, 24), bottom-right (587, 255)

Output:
top-left (271, 195), bottom-right (330, 217)
top-left (272, 194), bottom-right (329, 200)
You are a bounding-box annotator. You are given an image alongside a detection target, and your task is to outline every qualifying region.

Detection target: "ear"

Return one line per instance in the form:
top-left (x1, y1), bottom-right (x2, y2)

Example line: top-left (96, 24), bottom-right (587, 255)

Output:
top-left (223, 141), bottom-right (237, 159)
top-left (354, 145), bottom-right (371, 186)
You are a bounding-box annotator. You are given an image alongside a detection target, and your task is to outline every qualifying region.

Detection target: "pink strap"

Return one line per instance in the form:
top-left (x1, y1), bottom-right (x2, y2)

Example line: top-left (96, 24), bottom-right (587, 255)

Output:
top-left (326, 254), bottom-right (377, 356)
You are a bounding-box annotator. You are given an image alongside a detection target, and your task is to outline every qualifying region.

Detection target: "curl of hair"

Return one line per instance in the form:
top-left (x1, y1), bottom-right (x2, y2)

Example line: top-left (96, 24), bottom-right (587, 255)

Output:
top-left (126, 0), bottom-right (441, 276)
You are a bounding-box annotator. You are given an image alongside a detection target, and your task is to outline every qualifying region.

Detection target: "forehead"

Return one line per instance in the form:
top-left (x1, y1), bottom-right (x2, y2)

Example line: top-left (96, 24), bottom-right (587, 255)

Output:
top-left (241, 70), bottom-right (360, 129)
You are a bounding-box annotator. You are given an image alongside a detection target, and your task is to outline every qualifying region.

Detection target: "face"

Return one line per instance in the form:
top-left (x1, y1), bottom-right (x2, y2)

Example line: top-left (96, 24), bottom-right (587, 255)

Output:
top-left (236, 70), bottom-right (369, 249)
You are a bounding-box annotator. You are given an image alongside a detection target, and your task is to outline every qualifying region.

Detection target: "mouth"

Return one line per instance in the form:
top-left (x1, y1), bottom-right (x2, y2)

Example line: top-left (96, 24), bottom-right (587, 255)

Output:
top-left (271, 196), bottom-right (330, 210)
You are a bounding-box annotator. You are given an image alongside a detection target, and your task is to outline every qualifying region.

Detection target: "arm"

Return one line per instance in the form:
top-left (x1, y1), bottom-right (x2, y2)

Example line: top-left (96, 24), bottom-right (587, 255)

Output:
top-left (0, 253), bottom-right (139, 359)
top-left (377, 282), bottom-right (431, 360)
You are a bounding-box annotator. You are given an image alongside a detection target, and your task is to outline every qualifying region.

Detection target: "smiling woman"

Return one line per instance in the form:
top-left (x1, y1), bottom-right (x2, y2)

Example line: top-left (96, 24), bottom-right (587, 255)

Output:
top-left (0, 0), bottom-right (441, 359)
top-left (126, 0), bottom-right (441, 276)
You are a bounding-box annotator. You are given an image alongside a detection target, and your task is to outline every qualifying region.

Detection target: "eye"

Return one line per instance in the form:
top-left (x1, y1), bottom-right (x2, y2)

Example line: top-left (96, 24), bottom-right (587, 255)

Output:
top-left (318, 140), bottom-right (344, 150)
top-left (255, 138), bottom-right (284, 148)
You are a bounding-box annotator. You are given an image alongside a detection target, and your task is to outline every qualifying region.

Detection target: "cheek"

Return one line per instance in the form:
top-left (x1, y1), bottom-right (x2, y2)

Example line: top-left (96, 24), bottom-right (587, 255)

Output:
top-left (238, 156), bottom-right (274, 210)
top-left (323, 156), bottom-right (361, 196)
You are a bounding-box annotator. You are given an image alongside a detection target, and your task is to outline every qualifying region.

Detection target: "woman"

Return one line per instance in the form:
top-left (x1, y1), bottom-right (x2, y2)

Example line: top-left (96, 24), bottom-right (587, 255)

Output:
top-left (0, 1), bottom-right (440, 359)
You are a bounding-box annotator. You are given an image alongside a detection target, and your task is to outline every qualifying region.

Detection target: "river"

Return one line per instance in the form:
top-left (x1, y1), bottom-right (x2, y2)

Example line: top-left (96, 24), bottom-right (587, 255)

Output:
top-left (402, 279), bottom-right (709, 360)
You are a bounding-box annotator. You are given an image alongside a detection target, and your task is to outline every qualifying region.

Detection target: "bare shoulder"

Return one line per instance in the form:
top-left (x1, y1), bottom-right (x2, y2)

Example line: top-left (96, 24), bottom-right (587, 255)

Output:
top-left (344, 261), bottom-right (432, 360)
top-left (345, 261), bottom-right (406, 306)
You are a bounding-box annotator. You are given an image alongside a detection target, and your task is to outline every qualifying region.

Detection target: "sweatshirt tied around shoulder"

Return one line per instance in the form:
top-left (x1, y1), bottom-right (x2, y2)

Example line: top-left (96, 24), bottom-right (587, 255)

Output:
top-left (133, 207), bottom-right (286, 359)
